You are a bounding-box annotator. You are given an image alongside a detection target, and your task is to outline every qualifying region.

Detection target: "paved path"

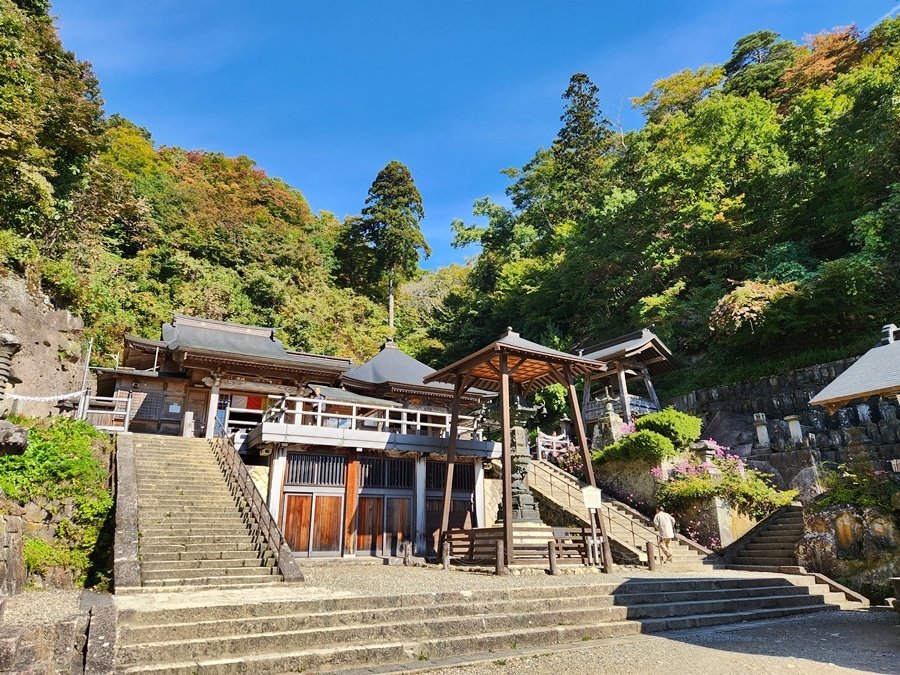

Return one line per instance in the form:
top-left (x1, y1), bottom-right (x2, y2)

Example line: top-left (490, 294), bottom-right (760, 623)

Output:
top-left (381, 610), bottom-right (899, 675)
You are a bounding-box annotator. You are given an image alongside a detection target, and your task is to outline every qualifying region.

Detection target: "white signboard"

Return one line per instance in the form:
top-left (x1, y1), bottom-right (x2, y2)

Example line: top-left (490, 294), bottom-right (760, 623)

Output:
top-left (581, 486), bottom-right (603, 510)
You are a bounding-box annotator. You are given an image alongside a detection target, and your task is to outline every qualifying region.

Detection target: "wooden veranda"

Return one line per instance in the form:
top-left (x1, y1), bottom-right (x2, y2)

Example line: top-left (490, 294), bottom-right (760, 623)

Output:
top-left (424, 328), bottom-right (614, 571)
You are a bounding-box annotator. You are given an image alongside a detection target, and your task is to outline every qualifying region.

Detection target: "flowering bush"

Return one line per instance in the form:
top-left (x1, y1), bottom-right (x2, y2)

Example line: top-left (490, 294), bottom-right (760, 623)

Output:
top-left (654, 441), bottom-right (796, 520)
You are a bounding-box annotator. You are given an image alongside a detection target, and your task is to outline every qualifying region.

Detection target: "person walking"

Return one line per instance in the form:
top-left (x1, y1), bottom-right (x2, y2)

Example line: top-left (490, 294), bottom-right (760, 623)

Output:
top-left (653, 506), bottom-right (676, 563)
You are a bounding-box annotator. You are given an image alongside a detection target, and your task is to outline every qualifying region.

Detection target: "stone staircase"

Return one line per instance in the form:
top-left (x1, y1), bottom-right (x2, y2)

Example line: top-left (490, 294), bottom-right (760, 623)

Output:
top-left (730, 505), bottom-right (804, 569)
top-left (113, 573), bottom-right (854, 673)
top-left (527, 459), bottom-right (718, 571)
top-left (132, 434), bottom-right (283, 589)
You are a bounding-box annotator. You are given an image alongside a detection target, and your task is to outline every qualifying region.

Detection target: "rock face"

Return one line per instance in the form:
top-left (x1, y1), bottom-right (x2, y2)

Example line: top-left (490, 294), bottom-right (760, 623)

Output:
top-left (0, 275), bottom-right (86, 418)
top-left (0, 419), bottom-right (28, 456)
top-left (797, 504), bottom-right (900, 603)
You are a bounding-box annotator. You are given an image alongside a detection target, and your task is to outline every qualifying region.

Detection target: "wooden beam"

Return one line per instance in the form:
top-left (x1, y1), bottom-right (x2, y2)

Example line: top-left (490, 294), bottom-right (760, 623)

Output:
top-left (616, 362), bottom-right (632, 423)
top-left (563, 365), bottom-right (613, 572)
top-left (641, 367), bottom-right (661, 410)
top-left (499, 352), bottom-right (514, 568)
top-left (439, 374), bottom-right (465, 543)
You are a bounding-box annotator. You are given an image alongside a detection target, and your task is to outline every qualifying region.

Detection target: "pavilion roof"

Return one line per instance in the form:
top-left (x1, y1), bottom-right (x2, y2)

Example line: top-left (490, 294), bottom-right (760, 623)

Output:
top-left (809, 324), bottom-right (900, 413)
top-left (424, 328), bottom-right (607, 392)
top-left (578, 327), bottom-right (682, 377)
top-left (342, 339), bottom-right (490, 402)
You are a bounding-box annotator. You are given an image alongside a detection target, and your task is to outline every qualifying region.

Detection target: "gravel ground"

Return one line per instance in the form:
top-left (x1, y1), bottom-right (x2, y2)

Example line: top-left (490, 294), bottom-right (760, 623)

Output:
top-left (409, 610), bottom-right (899, 675)
top-left (1, 589), bottom-right (85, 626)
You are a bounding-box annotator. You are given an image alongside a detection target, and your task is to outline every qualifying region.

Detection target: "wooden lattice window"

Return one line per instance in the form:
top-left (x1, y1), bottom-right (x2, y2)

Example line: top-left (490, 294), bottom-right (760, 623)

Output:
top-left (286, 453), bottom-right (346, 486)
top-left (425, 461), bottom-right (474, 492)
top-left (359, 457), bottom-right (414, 489)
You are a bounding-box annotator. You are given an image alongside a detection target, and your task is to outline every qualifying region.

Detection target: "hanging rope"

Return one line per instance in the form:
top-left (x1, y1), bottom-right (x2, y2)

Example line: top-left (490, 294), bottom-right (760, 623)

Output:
top-left (0, 390), bottom-right (84, 402)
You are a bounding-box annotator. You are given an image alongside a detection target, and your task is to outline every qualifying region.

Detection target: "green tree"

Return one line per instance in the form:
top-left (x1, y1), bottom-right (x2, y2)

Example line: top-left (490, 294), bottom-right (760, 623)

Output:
top-left (723, 30), bottom-right (796, 97)
top-left (339, 160), bottom-right (430, 327)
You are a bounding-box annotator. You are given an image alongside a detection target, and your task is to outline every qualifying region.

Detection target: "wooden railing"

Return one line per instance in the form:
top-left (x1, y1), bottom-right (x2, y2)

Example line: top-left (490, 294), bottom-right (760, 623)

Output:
top-left (443, 526), bottom-right (598, 567)
top-left (262, 395), bottom-right (481, 439)
top-left (208, 435), bottom-right (304, 582)
top-left (84, 395), bottom-right (132, 432)
top-left (583, 395), bottom-right (659, 421)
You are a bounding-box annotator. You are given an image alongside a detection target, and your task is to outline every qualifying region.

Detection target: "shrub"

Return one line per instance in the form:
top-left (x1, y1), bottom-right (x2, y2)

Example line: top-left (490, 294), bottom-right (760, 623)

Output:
top-left (593, 429), bottom-right (676, 464)
top-left (0, 417), bottom-right (113, 587)
top-left (813, 453), bottom-right (899, 511)
top-left (634, 407), bottom-right (702, 450)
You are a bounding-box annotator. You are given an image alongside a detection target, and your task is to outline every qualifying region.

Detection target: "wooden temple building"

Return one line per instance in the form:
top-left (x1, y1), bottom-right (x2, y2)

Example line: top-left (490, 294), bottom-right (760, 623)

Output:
top-left (93, 315), bottom-right (678, 566)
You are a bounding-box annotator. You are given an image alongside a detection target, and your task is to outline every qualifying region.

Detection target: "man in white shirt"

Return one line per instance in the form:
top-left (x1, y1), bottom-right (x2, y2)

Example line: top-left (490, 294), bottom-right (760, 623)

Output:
top-left (653, 506), bottom-right (676, 563)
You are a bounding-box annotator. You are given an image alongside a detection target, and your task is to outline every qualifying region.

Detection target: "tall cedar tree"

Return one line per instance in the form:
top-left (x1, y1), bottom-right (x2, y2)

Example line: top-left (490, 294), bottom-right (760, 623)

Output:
top-left (341, 160), bottom-right (430, 307)
top-left (549, 73), bottom-right (611, 222)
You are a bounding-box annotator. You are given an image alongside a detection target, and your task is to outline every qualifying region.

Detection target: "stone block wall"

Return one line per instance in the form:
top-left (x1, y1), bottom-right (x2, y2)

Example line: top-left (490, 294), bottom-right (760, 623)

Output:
top-left (671, 357), bottom-right (860, 419)
top-left (0, 507), bottom-right (26, 596)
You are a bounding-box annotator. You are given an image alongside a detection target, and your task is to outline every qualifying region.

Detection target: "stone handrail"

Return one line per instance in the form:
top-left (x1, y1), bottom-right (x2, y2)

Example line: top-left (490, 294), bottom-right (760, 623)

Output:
top-left (112, 434), bottom-right (141, 590)
top-left (208, 436), bottom-right (304, 583)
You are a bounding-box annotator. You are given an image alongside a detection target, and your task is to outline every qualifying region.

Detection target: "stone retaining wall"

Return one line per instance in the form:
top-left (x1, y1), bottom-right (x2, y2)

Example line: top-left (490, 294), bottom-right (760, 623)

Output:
top-left (671, 357), bottom-right (860, 418)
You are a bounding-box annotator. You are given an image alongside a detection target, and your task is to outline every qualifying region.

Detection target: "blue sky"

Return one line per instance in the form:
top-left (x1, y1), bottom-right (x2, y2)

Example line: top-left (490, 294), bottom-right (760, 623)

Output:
top-left (53, 1), bottom-right (898, 269)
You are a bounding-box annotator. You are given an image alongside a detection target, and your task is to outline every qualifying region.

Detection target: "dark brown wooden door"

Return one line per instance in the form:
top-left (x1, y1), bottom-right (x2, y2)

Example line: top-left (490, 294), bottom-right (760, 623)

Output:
top-left (425, 498), bottom-right (473, 554)
top-left (283, 494), bottom-right (312, 553)
top-left (311, 495), bottom-right (343, 554)
top-left (356, 496), bottom-right (383, 555)
top-left (386, 498), bottom-right (411, 556)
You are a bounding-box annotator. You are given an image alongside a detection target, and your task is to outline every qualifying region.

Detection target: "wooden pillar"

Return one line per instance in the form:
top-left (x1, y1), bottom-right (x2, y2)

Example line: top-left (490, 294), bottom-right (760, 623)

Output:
top-left (616, 364), bottom-right (632, 423)
top-left (580, 373), bottom-right (593, 435)
top-left (499, 352), bottom-right (514, 567)
top-left (343, 452), bottom-right (360, 556)
top-left (642, 367), bottom-right (660, 410)
top-left (439, 374), bottom-right (464, 542)
top-left (564, 365), bottom-right (614, 572)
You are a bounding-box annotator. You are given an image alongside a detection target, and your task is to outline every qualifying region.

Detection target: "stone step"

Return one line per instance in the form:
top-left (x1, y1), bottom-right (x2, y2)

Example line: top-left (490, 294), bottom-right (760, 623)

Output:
top-left (140, 574), bottom-right (284, 589)
top-left (140, 534), bottom-right (264, 546)
top-left (141, 558), bottom-right (275, 573)
top-left (119, 576), bottom-right (813, 627)
top-left (732, 556), bottom-right (796, 566)
top-left (119, 583), bottom-right (826, 645)
top-left (752, 534), bottom-right (801, 544)
top-left (744, 542), bottom-right (796, 551)
top-left (140, 526), bottom-right (253, 538)
top-left (138, 513), bottom-right (248, 534)
top-left (139, 542), bottom-right (266, 555)
top-left (116, 599), bottom-right (839, 673)
top-left (138, 509), bottom-right (246, 518)
top-left (142, 566), bottom-right (279, 582)
top-left (137, 499), bottom-right (239, 508)
top-left (141, 551), bottom-right (270, 564)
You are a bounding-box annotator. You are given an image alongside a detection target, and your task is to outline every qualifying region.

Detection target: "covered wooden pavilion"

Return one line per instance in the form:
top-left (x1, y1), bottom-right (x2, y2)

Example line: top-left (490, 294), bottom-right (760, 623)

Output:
top-left (424, 328), bottom-right (612, 569)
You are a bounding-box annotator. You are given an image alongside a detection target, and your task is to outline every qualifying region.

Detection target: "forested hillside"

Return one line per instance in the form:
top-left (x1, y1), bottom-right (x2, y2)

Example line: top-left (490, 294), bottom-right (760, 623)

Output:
top-left (2, 0), bottom-right (898, 391)
top-left (0, 0), bottom-right (391, 363)
top-left (438, 22), bottom-right (900, 392)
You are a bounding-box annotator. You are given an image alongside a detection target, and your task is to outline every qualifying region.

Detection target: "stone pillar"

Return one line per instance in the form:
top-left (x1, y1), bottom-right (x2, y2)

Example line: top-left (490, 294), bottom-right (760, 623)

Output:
top-left (0, 334), bottom-right (21, 391)
top-left (753, 413), bottom-right (770, 446)
top-left (414, 456), bottom-right (427, 554)
top-left (473, 460), bottom-right (486, 528)
top-left (204, 379), bottom-right (221, 439)
top-left (267, 446), bottom-right (287, 520)
top-left (785, 415), bottom-right (803, 444)
top-left (499, 426), bottom-right (541, 524)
